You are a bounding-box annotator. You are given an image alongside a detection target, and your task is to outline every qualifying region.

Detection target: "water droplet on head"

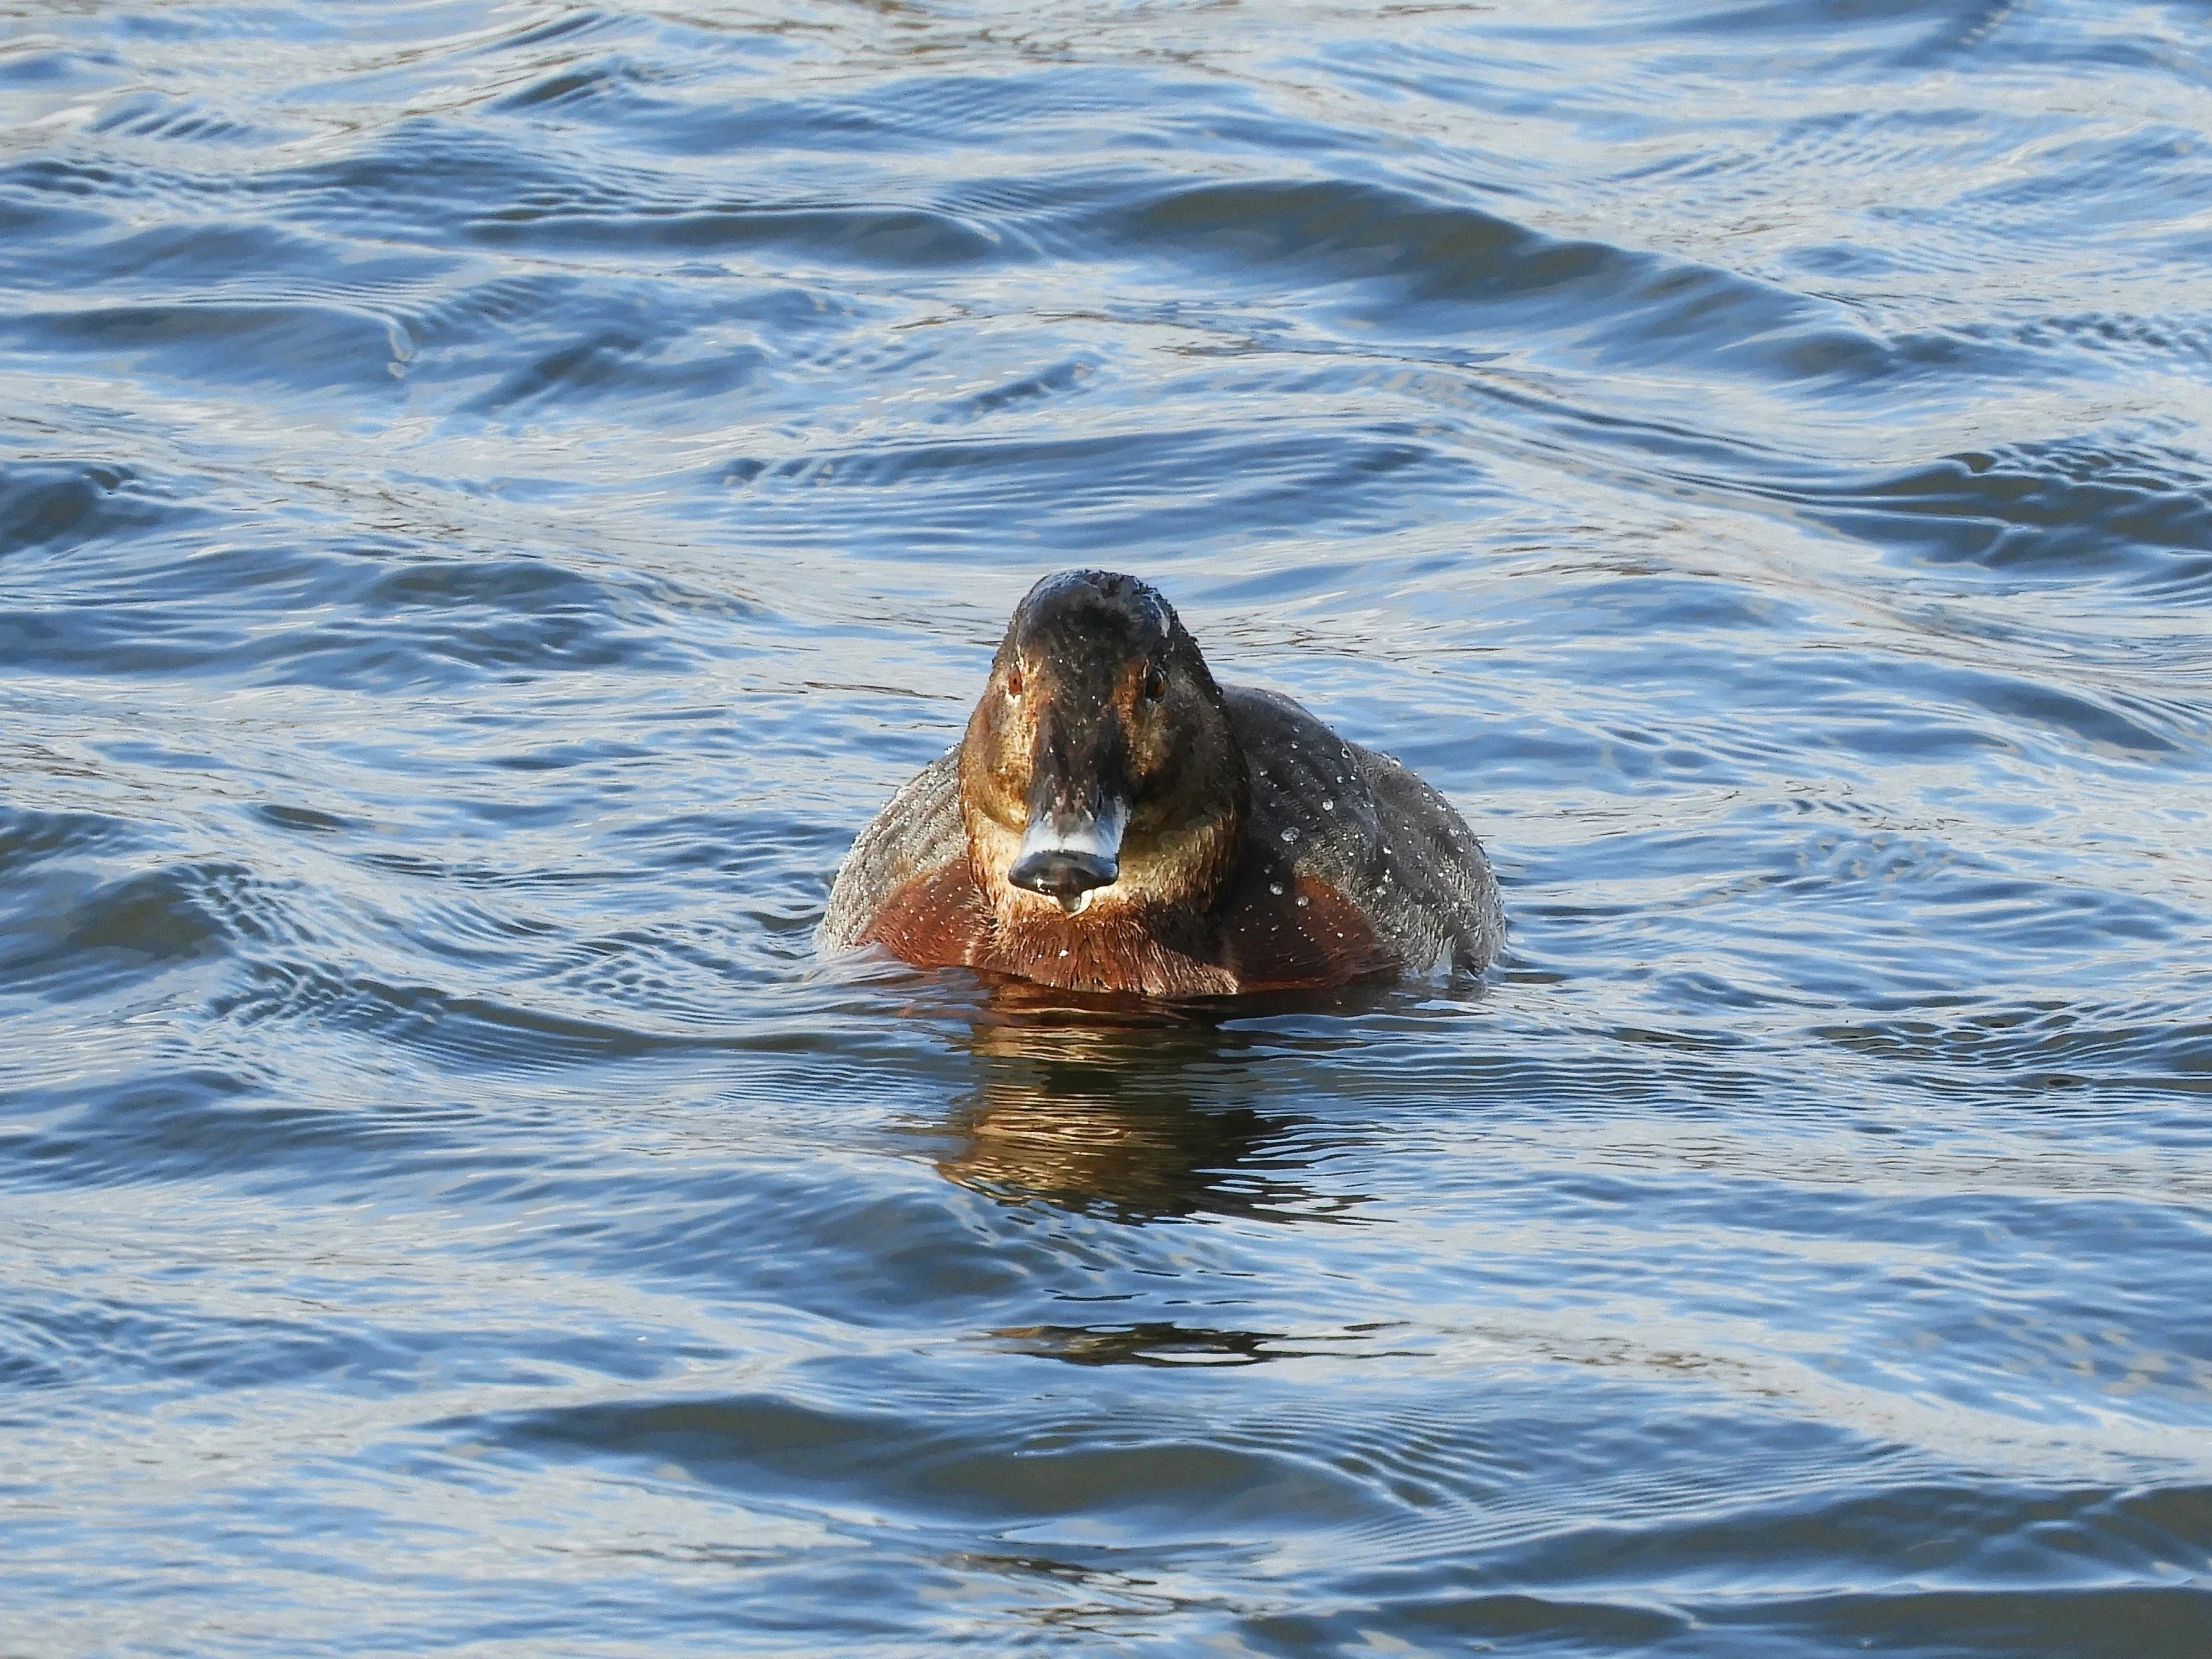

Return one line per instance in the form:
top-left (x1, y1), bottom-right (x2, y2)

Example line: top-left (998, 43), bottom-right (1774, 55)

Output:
top-left (1268, 881), bottom-right (1283, 896)
top-left (1281, 828), bottom-right (1299, 842)
top-left (1295, 894), bottom-right (1310, 908)
top-left (1322, 799), bottom-right (1333, 811)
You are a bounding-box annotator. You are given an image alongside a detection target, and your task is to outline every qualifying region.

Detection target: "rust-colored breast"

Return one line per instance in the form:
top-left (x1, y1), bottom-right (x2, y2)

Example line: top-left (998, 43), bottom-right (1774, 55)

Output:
top-left (860, 861), bottom-right (994, 969)
top-left (860, 857), bottom-right (1394, 999)
top-left (989, 904), bottom-right (1236, 999)
top-left (1214, 873), bottom-right (1397, 993)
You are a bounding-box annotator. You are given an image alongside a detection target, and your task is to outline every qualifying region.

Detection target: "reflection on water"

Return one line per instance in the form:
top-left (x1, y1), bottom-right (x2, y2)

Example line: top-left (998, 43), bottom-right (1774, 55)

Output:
top-left (938, 999), bottom-right (1350, 1222)
top-left (987, 1320), bottom-right (1343, 1369)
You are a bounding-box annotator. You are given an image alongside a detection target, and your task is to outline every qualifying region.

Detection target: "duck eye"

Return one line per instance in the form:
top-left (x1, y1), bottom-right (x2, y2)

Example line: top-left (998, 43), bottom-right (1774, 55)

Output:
top-left (1005, 663), bottom-right (1024, 698)
top-left (1140, 664), bottom-right (1168, 703)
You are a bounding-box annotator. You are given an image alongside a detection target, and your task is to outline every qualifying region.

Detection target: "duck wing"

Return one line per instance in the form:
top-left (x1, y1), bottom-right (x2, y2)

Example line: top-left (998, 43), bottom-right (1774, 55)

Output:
top-left (818, 748), bottom-right (968, 952)
top-left (1224, 687), bottom-right (1502, 975)
top-left (1347, 738), bottom-right (1504, 973)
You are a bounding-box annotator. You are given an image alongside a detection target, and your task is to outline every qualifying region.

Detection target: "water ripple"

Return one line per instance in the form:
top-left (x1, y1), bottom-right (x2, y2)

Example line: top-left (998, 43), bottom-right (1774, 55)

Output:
top-left (4, 1), bottom-right (2210, 1654)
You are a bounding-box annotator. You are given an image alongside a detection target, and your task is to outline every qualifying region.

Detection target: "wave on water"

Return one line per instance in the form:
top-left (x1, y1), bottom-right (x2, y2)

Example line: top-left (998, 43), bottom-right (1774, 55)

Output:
top-left (3, 1), bottom-right (2210, 1654)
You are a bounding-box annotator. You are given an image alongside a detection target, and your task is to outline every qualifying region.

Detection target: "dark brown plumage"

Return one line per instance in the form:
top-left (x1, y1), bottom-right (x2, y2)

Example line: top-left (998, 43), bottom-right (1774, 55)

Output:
top-left (819, 570), bottom-right (1501, 997)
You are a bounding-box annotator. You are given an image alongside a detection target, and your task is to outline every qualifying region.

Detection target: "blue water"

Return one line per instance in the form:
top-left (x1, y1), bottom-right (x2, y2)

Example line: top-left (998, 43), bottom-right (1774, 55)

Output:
top-left (4, 2), bottom-right (2210, 1652)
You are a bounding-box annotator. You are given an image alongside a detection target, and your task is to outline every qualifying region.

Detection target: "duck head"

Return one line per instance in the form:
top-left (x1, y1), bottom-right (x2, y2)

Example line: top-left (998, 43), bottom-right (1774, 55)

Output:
top-left (960, 570), bottom-right (1248, 923)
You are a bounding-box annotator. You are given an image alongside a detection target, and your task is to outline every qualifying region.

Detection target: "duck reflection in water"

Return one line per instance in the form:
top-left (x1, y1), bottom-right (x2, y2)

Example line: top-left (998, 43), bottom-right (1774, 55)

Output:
top-left (934, 980), bottom-right (1382, 1225)
top-left (935, 983), bottom-right (1392, 1369)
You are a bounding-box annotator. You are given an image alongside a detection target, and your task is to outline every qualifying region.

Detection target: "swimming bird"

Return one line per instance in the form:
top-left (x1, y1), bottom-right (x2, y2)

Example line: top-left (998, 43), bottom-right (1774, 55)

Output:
top-left (819, 570), bottom-right (1501, 997)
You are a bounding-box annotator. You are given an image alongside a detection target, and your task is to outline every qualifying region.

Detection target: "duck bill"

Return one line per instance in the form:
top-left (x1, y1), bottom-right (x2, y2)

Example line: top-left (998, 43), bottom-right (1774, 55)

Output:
top-left (1005, 695), bottom-right (1134, 913)
top-left (1008, 709), bottom-right (1126, 910)
top-left (1010, 796), bottom-right (1127, 913)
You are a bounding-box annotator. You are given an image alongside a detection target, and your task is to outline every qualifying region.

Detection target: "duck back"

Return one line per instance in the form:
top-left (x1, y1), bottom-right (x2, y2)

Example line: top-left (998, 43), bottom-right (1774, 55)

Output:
top-left (1217, 687), bottom-right (1502, 982)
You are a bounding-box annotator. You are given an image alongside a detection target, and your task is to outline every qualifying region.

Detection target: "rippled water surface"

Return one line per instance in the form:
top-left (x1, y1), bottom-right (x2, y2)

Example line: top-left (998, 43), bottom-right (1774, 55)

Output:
top-left (6, 1), bottom-right (2212, 1652)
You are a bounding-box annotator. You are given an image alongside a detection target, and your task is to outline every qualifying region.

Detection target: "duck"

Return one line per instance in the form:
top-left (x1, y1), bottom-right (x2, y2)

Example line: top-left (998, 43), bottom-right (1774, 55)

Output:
top-left (818, 569), bottom-right (1502, 998)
